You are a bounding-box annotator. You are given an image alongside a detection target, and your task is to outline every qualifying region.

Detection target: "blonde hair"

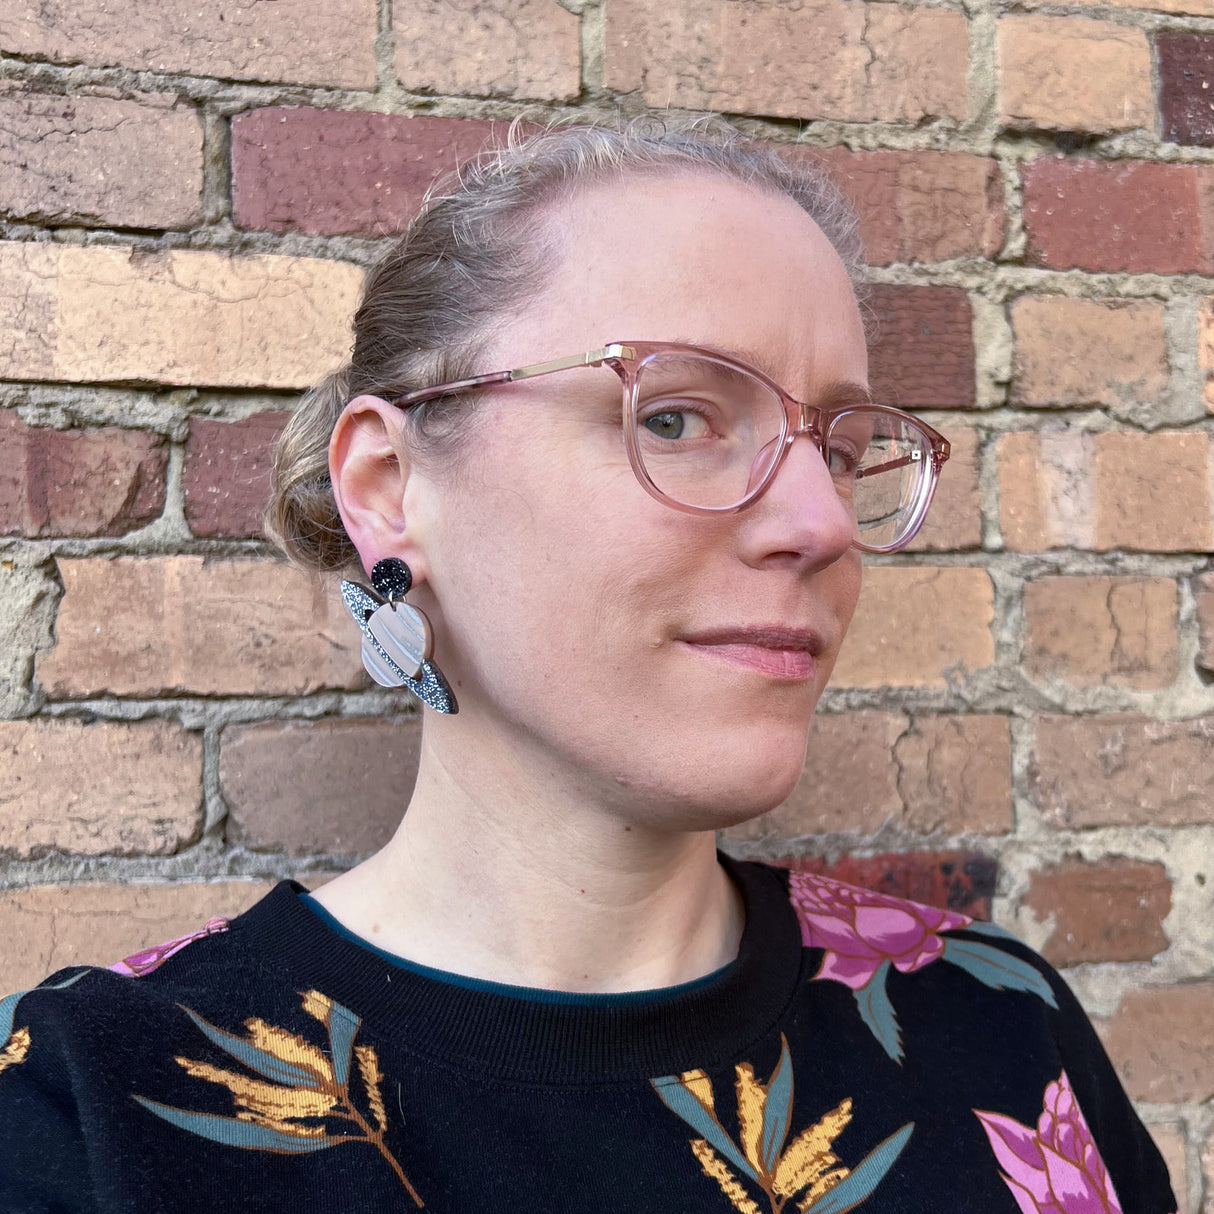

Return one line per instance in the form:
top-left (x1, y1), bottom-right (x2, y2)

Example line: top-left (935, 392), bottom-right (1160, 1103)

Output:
top-left (267, 117), bottom-right (863, 572)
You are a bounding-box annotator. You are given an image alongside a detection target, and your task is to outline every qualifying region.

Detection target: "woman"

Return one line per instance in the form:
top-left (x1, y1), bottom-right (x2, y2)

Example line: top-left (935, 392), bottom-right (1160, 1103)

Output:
top-left (0, 121), bottom-right (1174, 1213)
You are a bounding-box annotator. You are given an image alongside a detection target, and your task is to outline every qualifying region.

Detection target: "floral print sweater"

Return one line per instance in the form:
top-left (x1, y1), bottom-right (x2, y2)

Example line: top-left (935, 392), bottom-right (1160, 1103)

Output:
top-left (0, 859), bottom-right (1176, 1213)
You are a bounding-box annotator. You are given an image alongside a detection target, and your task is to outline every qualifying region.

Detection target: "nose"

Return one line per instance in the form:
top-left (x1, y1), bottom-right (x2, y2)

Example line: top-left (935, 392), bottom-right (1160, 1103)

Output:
top-left (734, 432), bottom-right (857, 570)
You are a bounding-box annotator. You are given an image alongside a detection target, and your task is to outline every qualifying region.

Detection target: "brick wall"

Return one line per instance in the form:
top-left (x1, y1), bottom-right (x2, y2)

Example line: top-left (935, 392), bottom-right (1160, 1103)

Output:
top-left (0, 1), bottom-right (1211, 1204)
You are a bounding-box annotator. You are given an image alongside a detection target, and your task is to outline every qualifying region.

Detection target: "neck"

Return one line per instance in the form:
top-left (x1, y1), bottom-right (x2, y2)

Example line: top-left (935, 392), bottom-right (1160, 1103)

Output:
top-left (310, 721), bottom-right (745, 994)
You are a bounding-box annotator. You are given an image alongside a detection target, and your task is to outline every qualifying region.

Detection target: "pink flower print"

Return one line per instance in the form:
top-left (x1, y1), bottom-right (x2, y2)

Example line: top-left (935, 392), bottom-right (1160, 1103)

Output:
top-left (788, 871), bottom-right (972, 991)
top-left (110, 917), bottom-right (230, 978)
top-left (975, 1071), bottom-right (1125, 1214)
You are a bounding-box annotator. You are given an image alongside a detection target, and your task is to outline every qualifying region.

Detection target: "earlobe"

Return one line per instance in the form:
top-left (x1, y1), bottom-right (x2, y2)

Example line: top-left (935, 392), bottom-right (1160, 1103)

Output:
top-left (329, 395), bottom-right (422, 575)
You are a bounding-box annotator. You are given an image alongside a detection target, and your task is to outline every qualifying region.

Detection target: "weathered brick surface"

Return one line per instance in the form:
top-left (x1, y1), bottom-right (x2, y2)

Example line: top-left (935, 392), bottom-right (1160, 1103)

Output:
top-left (1030, 716), bottom-right (1214, 827)
top-left (0, 719), bottom-right (202, 859)
top-left (604, 0), bottom-right (969, 124)
top-left (221, 718), bottom-right (423, 854)
top-left (37, 557), bottom-right (362, 697)
top-left (0, 91), bottom-right (202, 229)
top-left (0, 242), bottom-right (362, 389)
top-left (866, 285), bottom-right (974, 410)
top-left (394, 0), bottom-right (579, 101)
top-left (1199, 298), bottom-right (1214, 413)
top-left (1010, 296), bottom-right (1169, 412)
top-left (782, 852), bottom-right (997, 920)
top-left (0, 880), bottom-right (272, 993)
top-left (0, 0), bottom-right (376, 88)
top-left (1023, 576), bottom-right (1179, 689)
top-left (183, 412), bottom-right (289, 538)
top-left (232, 110), bottom-right (497, 237)
top-left (1096, 983), bottom-right (1214, 1103)
top-left (1159, 33), bottom-right (1214, 147)
top-left (1195, 573), bottom-right (1214, 672)
top-left (832, 567), bottom-right (995, 688)
top-left (0, 411), bottom-right (167, 537)
top-left (1022, 158), bottom-right (1214, 274)
top-left (905, 425), bottom-right (981, 552)
top-left (808, 149), bottom-right (1003, 265)
top-left (998, 16), bottom-right (1154, 133)
top-left (1023, 856), bottom-right (1171, 966)
top-left (893, 716), bottom-right (1014, 835)
top-left (998, 430), bottom-right (1213, 552)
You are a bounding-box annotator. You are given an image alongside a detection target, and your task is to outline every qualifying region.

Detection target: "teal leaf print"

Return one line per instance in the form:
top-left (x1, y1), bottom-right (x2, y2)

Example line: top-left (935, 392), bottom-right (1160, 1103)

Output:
top-left (179, 1005), bottom-right (320, 1089)
top-left (853, 961), bottom-right (902, 1063)
top-left (759, 1036), bottom-right (794, 1175)
top-left (651, 1073), bottom-right (761, 1183)
top-left (0, 971), bottom-right (87, 1046)
top-left (327, 1000), bottom-right (361, 1086)
top-left (807, 1122), bottom-right (915, 1214)
top-left (131, 1097), bottom-right (338, 1153)
top-left (953, 920), bottom-right (1019, 943)
top-left (941, 939), bottom-right (1059, 1009)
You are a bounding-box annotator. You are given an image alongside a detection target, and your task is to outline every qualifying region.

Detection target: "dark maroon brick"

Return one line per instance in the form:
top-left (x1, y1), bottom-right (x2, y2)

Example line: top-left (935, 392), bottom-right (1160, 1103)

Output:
top-left (0, 411), bottom-right (166, 537)
top-left (1023, 156), bottom-right (1214, 274)
top-left (866, 285), bottom-right (975, 409)
top-left (776, 850), bottom-right (996, 919)
top-left (1158, 33), bottom-right (1214, 148)
top-left (231, 109), bottom-right (499, 236)
top-left (183, 413), bottom-right (290, 539)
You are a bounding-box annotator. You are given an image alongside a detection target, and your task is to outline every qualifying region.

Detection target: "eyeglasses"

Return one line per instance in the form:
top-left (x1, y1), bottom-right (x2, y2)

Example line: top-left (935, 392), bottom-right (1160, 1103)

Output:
top-left (391, 341), bottom-right (951, 554)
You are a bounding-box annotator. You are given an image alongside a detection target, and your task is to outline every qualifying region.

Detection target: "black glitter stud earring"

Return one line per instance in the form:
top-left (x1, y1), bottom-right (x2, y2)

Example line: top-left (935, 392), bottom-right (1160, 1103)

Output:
top-left (340, 558), bottom-right (458, 714)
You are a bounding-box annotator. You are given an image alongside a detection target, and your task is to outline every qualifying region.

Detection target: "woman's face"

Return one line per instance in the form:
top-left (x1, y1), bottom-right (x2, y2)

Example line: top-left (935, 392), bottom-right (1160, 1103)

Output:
top-left (403, 171), bottom-right (867, 830)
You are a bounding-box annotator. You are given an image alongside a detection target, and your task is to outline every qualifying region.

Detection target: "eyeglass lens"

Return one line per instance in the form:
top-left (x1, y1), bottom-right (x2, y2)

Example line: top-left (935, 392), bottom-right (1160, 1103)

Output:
top-left (630, 352), bottom-right (932, 546)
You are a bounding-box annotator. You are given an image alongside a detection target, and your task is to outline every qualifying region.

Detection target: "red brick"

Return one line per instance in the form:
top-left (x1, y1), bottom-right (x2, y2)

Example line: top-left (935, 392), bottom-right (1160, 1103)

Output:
top-left (780, 851), bottom-right (997, 920)
top-left (0, 880), bottom-right (272, 993)
top-left (1023, 576), bottom-right (1179, 690)
top-left (604, 0), bottom-right (968, 124)
top-left (0, 719), bottom-right (201, 859)
top-left (0, 0), bottom-right (376, 89)
top-left (1159, 33), bottom-right (1214, 147)
top-left (832, 567), bottom-right (995, 688)
top-left (905, 424), bottom-right (981, 552)
top-left (221, 718), bottom-right (422, 855)
top-left (1023, 856), bottom-right (1171, 966)
top-left (1147, 1126), bottom-right (1187, 1214)
top-left (232, 110), bottom-right (499, 237)
top-left (394, 0), bottom-right (580, 101)
top-left (0, 90), bottom-right (202, 229)
top-left (866, 285), bottom-right (975, 410)
top-left (807, 148), bottom-right (1003, 265)
top-left (998, 430), bottom-right (1213, 552)
top-left (1011, 296), bottom-right (1169, 412)
top-left (998, 16), bottom-right (1154, 133)
top-left (1023, 157), bottom-right (1214, 274)
top-left (37, 557), bottom-right (362, 697)
top-left (0, 242), bottom-right (363, 390)
top-left (1096, 983), bottom-right (1214, 1103)
top-left (0, 411), bottom-right (166, 537)
top-left (1030, 715), bottom-right (1214, 827)
top-left (1195, 573), bottom-right (1214, 672)
top-left (183, 412), bottom-right (288, 538)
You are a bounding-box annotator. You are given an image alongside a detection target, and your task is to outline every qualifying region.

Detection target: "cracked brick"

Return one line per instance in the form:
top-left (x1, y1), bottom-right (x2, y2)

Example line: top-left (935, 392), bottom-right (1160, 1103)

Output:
top-left (0, 719), bottom-right (202, 860)
top-left (183, 412), bottom-right (288, 538)
top-left (0, 91), bottom-right (202, 229)
top-left (0, 411), bottom-right (167, 537)
top-left (36, 557), bottom-right (364, 697)
top-left (604, 0), bottom-right (967, 123)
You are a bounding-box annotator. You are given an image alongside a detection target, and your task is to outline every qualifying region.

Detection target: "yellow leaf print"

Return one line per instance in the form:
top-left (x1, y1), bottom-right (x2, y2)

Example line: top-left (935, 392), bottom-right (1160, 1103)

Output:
top-left (245, 1018), bottom-right (334, 1086)
top-left (175, 1057), bottom-right (338, 1129)
top-left (0, 1026), bottom-right (30, 1076)
top-left (356, 1044), bottom-right (388, 1135)
top-left (692, 1139), bottom-right (764, 1214)
top-left (651, 1036), bottom-right (913, 1214)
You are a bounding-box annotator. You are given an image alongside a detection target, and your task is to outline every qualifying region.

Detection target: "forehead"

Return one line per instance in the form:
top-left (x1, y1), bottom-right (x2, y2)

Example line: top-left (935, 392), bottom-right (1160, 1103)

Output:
top-left (491, 169), bottom-right (867, 389)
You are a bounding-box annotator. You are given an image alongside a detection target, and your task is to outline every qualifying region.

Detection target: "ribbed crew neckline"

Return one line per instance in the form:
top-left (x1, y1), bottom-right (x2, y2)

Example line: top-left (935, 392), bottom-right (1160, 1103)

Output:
top-left (229, 855), bottom-right (806, 1086)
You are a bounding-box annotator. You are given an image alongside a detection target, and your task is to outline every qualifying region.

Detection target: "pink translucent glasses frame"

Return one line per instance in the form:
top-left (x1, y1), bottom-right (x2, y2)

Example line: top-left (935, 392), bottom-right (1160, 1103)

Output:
top-left (390, 341), bottom-right (951, 554)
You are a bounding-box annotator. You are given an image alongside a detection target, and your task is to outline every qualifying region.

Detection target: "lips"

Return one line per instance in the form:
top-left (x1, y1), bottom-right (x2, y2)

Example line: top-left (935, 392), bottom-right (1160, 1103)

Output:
top-left (676, 626), bottom-right (825, 680)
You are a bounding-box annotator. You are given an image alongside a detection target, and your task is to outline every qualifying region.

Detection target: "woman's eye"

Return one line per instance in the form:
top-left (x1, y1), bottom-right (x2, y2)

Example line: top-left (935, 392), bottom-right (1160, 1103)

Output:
top-left (827, 443), bottom-right (859, 475)
top-left (641, 408), bottom-right (710, 440)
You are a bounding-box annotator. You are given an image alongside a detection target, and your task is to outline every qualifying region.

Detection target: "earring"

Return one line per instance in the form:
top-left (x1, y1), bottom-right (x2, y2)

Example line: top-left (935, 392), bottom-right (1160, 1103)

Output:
top-left (340, 558), bottom-right (458, 714)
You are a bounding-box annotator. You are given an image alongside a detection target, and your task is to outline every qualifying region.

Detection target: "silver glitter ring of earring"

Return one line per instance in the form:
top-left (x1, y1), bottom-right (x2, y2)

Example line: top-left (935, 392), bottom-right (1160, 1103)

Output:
top-left (340, 558), bottom-right (458, 714)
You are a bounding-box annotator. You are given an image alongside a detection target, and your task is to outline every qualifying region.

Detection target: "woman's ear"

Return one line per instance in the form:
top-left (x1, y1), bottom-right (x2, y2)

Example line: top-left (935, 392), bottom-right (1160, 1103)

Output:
top-left (329, 395), bottom-right (425, 576)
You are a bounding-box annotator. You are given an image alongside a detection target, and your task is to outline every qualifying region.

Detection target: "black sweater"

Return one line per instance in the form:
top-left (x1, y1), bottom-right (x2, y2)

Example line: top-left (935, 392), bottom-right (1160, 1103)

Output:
top-left (0, 859), bottom-right (1175, 1212)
